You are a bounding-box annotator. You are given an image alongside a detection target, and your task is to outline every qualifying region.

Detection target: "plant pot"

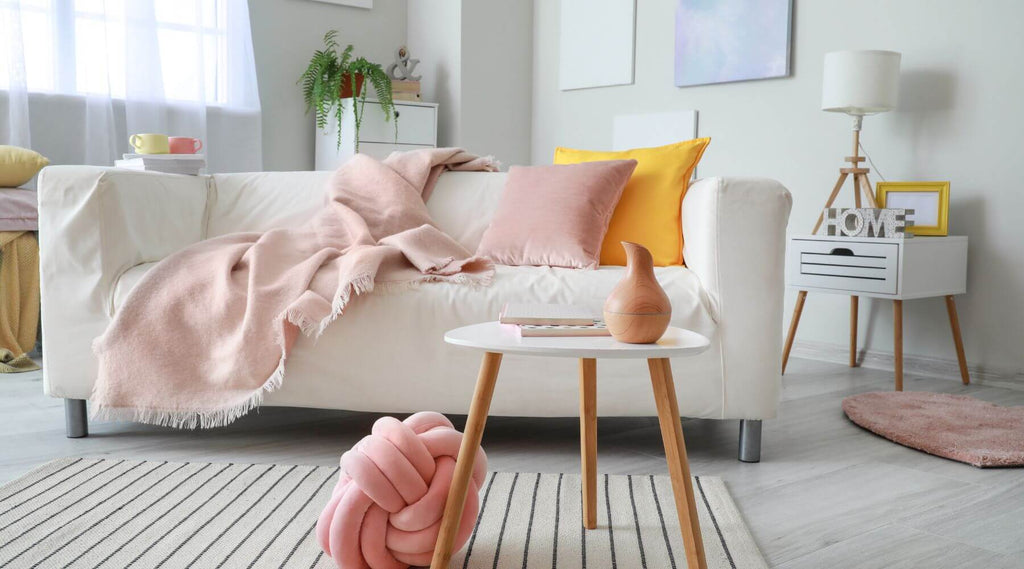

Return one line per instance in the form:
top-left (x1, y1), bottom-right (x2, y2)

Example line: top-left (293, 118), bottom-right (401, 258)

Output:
top-left (603, 242), bottom-right (672, 343)
top-left (339, 73), bottom-right (365, 99)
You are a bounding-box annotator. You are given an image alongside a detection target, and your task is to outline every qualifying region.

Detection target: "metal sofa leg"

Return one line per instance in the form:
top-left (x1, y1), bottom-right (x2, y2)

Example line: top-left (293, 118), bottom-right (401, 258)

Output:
top-left (65, 399), bottom-right (88, 438)
top-left (738, 419), bottom-right (762, 463)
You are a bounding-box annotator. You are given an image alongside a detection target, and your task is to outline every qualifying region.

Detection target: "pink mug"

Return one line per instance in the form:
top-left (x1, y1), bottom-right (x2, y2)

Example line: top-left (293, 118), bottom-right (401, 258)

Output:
top-left (168, 136), bottom-right (203, 154)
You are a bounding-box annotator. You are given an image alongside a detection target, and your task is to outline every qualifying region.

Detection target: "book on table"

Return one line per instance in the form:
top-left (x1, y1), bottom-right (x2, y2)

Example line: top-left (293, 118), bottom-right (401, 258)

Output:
top-left (499, 303), bottom-right (595, 326)
top-left (517, 321), bottom-right (611, 337)
top-left (499, 303), bottom-right (609, 337)
top-left (391, 80), bottom-right (421, 93)
top-left (114, 153), bottom-right (206, 175)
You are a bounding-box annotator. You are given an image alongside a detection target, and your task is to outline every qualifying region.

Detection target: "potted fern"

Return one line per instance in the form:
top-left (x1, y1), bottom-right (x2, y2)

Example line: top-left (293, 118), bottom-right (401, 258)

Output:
top-left (300, 30), bottom-right (395, 151)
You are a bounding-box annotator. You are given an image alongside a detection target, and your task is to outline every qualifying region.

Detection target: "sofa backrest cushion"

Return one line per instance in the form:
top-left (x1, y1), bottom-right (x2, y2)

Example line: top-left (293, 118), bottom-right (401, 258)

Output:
top-left (426, 171), bottom-right (505, 253)
top-left (207, 171), bottom-right (332, 238)
top-left (207, 170), bottom-right (506, 252)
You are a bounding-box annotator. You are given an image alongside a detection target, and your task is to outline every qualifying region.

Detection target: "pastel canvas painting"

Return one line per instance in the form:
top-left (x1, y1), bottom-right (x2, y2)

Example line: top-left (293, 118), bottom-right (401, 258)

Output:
top-left (675, 0), bottom-right (792, 87)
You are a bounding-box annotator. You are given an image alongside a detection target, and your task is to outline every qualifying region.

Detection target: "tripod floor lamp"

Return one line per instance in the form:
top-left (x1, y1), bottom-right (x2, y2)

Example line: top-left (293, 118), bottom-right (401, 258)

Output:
top-left (782, 50), bottom-right (902, 374)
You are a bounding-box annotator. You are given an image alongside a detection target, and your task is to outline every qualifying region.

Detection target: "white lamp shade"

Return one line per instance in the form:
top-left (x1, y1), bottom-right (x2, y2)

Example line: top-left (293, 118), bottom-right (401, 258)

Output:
top-left (822, 50), bottom-right (901, 115)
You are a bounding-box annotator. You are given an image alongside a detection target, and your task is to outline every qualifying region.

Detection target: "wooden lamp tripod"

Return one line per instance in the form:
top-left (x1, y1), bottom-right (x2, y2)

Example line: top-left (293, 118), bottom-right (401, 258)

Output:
top-left (782, 115), bottom-right (878, 375)
top-left (782, 50), bottom-right (902, 377)
top-left (811, 115), bottom-right (877, 233)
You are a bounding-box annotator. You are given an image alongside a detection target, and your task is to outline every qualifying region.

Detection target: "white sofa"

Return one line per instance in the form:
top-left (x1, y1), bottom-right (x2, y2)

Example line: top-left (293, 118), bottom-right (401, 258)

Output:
top-left (38, 166), bottom-right (791, 461)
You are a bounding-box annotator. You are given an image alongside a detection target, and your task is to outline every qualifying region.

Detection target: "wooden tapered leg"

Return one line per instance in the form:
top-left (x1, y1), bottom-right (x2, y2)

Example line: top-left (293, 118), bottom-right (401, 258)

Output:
top-left (850, 296), bottom-right (859, 367)
top-left (579, 358), bottom-right (598, 529)
top-left (945, 295), bottom-right (971, 385)
top-left (893, 300), bottom-right (903, 391)
top-left (648, 358), bottom-right (707, 569)
top-left (430, 351), bottom-right (502, 569)
top-left (858, 174), bottom-right (878, 208)
top-left (812, 173), bottom-right (850, 234)
top-left (782, 291), bottom-right (807, 374)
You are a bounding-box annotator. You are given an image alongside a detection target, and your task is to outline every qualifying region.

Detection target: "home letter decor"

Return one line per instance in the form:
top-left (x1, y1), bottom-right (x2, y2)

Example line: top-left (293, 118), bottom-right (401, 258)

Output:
top-left (823, 208), bottom-right (914, 239)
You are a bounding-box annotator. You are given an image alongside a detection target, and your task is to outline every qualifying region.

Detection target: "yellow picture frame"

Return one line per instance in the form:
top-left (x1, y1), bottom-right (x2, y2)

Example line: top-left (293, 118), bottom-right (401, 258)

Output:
top-left (875, 181), bottom-right (950, 236)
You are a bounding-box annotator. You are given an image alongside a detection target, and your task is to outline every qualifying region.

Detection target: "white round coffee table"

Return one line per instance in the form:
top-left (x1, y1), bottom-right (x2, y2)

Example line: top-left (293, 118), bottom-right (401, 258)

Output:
top-left (430, 322), bottom-right (712, 569)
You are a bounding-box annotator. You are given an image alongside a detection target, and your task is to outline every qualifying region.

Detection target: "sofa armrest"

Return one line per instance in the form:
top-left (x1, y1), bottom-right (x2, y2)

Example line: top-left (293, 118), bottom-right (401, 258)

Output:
top-left (682, 177), bottom-right (792, 418)
top-left (37, 166), bottom-right (209, 398)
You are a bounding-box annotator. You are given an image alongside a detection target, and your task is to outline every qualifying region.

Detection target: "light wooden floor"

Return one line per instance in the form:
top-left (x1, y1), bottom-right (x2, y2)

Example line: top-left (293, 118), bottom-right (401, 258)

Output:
top-left (2, 359), bottom-right (1023, 568)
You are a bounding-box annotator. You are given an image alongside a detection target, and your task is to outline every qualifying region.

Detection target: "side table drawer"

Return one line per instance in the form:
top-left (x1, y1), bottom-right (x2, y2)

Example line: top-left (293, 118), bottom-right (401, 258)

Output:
top-left (789, 238), bottom-right (899, 295)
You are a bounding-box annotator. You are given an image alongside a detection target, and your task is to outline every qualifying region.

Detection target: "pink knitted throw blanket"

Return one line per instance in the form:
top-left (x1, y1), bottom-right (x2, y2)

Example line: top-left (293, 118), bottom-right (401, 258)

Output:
top-left (92, 148), bottom-right (497, 428)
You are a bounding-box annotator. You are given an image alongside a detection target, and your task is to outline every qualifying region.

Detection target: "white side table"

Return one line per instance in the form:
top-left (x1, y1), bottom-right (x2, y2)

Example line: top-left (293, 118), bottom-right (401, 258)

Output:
top-left (429, 323), bottom-right (712, 569)
top-left (783, 235), bottom-right (970, 390)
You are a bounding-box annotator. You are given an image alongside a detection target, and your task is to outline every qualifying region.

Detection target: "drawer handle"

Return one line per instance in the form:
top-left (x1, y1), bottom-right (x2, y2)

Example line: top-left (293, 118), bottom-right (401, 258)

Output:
top-left (829, 247), bottom-right (854, 256)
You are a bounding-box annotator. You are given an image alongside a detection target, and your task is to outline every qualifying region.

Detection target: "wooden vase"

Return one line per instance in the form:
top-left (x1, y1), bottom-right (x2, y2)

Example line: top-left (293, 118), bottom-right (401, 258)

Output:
top-left (603, 242), bottom-right (672, 343)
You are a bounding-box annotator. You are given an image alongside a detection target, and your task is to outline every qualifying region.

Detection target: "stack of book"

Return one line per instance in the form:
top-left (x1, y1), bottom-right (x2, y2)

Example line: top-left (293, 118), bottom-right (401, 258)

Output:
top-left (391, 80), bottom-right (421, 102)
top-left (499, 303), bottom-right (610, 337)
top-left (114, 154), bottom-right (206, 175)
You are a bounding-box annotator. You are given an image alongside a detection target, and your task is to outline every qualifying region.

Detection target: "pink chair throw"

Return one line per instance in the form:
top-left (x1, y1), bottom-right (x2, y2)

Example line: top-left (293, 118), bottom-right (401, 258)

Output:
top-left (317, 412), bottom-right (487, 568)
top-left (91, 149), bottom-right (497, 428)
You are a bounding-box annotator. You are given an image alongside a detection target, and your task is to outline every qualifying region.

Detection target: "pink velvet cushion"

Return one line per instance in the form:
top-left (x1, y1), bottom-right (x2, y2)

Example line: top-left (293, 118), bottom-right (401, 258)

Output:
top-left (476, 160), bottom-right (637, 269)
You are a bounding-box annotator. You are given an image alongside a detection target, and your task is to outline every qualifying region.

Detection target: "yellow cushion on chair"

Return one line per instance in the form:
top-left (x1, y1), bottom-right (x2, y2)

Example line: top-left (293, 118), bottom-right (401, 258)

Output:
top-left (0, 146), bottom-right (50, 187)
top-left (554, 138), bottom-right (710, 266)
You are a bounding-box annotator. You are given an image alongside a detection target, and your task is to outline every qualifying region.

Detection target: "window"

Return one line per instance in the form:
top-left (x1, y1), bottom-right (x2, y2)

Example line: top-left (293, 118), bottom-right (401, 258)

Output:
top-left (0, 0), bottom-right (233, 104)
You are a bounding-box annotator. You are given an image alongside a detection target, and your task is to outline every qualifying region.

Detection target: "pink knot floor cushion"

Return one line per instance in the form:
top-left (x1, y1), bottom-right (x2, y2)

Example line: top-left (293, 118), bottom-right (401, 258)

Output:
top-left (317, 412), bottom-right (487, 568)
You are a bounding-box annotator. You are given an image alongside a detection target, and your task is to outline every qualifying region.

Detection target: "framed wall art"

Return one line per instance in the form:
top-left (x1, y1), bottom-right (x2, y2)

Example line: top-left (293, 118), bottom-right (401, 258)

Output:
top-left (876, 181), bottom-right (950, 236)
top-left (675, 0), bottom-right (792, 87)
top-left (559, 0), bottom-right (637, 90)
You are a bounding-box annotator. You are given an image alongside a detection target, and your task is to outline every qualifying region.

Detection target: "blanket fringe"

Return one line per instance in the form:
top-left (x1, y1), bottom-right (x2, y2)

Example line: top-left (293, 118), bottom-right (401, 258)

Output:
top-left (89, 347), bottom-right (287, 430)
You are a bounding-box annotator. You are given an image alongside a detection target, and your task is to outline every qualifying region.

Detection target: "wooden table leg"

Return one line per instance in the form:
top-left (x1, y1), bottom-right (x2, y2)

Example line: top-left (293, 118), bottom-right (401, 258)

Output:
top-left (430, 351), bottom-right (502, 569)
top-left (648, 358), bottom-right (707, 569)
top-left (850, 296), bottom-right (859, 367)
top-left (812, 172), bottom-right (849, 234)
top-left (945, 295), bottom-right (971, 384)
top-left (579, 358), bottom-right (598, 530)
top-left (893, 300), bottom-right (903, 391)
top-left (782, 290), bottom-right (807, 374)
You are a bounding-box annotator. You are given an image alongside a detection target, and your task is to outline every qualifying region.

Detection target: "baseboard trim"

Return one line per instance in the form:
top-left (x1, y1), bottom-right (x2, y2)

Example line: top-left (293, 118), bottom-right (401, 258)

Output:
top-left (791, 340), bottom-right (1024, 390)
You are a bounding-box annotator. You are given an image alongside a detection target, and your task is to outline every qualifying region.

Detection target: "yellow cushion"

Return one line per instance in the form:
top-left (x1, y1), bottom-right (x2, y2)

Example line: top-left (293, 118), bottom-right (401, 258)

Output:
top-left (0, 146), bottom-right (49, 187)
top-left (554, 138), bottom-right (710, 266)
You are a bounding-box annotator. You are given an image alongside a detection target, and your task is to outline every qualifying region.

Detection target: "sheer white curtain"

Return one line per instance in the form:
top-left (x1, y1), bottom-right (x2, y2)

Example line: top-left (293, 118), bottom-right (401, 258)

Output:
top-left (0, 0), bottom-right (261, 173)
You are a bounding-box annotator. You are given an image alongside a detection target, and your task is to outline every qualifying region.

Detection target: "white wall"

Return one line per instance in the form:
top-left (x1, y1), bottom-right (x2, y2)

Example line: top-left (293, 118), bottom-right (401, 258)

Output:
top-left (408, 0), bottom-right (533, 169)
top-left (407, 0), bottom-right (461, 148)
top-left (532, 0), bottom-right (1024, 377)
top-left (248, 0), bottom-right (407, 171)
top-left (460, 0), bottom-right (533, 168)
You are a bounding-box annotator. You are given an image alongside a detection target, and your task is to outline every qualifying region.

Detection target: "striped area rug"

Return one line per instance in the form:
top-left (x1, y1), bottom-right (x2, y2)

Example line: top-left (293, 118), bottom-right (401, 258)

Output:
top-left (0, 458), bottom-right (766, 568)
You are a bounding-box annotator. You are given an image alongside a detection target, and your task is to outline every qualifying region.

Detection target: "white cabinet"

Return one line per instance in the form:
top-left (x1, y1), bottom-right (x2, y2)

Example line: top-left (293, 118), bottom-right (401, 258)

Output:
top-left (314, 100), bottom-right (438, 170)
top-left (787, 235), bottom-right (967, 300)
top-left (783, 234), bottom-right (972, 390)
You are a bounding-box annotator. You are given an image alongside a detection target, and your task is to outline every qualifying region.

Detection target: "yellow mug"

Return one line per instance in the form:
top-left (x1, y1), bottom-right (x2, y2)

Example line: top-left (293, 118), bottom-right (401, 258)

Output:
top-left (129, 133), bottom-right (170, 154)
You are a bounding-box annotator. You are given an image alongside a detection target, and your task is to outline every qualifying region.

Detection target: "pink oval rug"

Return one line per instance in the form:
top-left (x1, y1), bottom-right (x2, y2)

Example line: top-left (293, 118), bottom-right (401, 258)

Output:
top-left (842, 391), bottom-right (1024, 468)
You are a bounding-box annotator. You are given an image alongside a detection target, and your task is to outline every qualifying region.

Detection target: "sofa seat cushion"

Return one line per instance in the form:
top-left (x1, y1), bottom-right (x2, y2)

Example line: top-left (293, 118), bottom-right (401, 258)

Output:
top-left (112, 263), bottom-right (716, 339)
top-left (109, 262), bottom-right (719, 416)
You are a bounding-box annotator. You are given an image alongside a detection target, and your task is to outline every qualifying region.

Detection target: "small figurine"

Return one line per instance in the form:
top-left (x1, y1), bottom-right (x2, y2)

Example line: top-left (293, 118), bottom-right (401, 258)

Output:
top-left (386, 46), bottom-right (421, 81)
